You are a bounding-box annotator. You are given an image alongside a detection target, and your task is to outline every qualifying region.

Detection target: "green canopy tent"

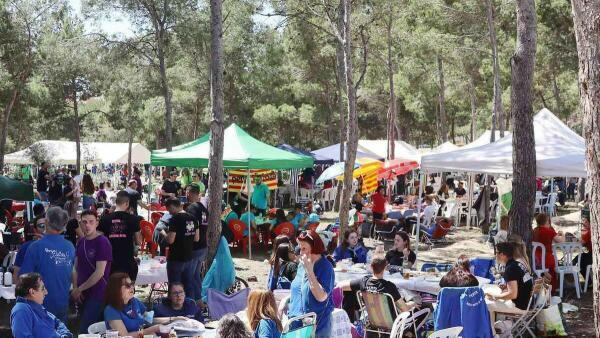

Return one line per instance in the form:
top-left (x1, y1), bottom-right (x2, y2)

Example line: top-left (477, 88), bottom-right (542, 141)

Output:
top-left (0, 176), bottom-right (34, 201)
top-left (151, 123), bottom-right (314, 258)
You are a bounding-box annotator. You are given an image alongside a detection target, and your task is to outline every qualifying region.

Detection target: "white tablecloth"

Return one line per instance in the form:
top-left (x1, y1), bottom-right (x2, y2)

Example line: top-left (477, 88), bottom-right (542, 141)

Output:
top-left (136, 259), bottom-right (168, 285)
top-left (335, 270), bottom-right (490, 295)
top-left (0, 285), bottom-right (15, 300)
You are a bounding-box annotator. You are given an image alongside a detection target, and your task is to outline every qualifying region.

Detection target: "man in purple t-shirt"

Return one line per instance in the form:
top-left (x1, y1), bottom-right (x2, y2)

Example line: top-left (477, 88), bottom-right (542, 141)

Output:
top-left (72, 210), bottom-right (113, 333)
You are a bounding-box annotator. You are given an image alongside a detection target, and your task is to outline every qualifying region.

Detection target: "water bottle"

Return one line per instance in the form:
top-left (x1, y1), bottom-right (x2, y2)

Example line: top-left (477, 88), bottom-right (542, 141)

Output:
top-left (366, 250), bottom-right (373, 264)
top-left (4, 270), bottom-right (12, 286)
top-left (0, 268), bottom-right (4, 285)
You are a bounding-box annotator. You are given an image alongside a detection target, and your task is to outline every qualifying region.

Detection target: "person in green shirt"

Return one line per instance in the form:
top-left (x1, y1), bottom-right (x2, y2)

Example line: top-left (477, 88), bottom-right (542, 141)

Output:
top-left (180, 168), bottom-right (192, 188)
top-left (192, 171), bottom-right (206, 196)
top-left (250, 175), bottom-right (270, 216)
top-left (21, 165), bottom-right (32, 183)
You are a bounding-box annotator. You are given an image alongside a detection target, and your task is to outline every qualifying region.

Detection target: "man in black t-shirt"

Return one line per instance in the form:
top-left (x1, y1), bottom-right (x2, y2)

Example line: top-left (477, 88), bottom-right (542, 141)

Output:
top-left (163, 198), bottom-right (198, 297)
top-left (184, 183), bottom-right (208, 301)
top-left (161, 171), bottom-right (182, 204)
top-left (36, 162), bottom-right (50, 201)
top-left (337, 256), bottom-right (417, 322)
top-left (485, 242), bottom-right (533, 310)
top-left (98, 194), bottom-right (142, 280)
top-left (455, 182), bottom-right (467, 198)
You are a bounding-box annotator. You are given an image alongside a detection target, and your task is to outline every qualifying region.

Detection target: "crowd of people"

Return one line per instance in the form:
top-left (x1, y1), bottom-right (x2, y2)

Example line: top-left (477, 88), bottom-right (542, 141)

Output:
top-left (2, 163), bottom-right (592, 338)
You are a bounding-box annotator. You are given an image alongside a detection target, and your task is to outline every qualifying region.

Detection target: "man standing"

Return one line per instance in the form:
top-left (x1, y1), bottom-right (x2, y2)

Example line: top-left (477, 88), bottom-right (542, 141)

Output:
top-left (99, 195), bottom-right (142, 280)
top-left (251, 175), bottom-right (269, 216)
top-left (185, 184), bottom-right (208, 301)
top-left (36, 162), bottom-right (50, 201)
top-left (72, 210), bottom-right (112, 333)
top-left (123, 180), bottom-right (149, 216)
top-left (162, 198), bottom-right (198, 297)
top-left (161, 171), bottom-right (182, 204)
top-left (19, 207), bottom-right (75, 321)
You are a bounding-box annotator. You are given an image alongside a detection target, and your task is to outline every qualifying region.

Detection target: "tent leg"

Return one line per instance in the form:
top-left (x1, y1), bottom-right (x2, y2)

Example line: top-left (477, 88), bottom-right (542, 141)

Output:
top-left (415, 171), bottom-right (424, 260)
top-left (466, 174), bottom-right (474, 228)
top-left (147, 165), bottom-right (152, 221)
top-left (247, 170), bottom-right (252, 260)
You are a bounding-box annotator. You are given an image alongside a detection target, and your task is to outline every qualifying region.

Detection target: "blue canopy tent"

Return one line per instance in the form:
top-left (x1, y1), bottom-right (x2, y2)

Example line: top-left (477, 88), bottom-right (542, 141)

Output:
top-left (311, 143), bottom-right (382, 162)
top-left (276, 143), bottom-right (334, 165)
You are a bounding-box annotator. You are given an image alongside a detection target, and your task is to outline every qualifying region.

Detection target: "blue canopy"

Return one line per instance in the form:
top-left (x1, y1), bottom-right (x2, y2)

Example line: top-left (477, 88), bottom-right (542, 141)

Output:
top-left (276, 143), bottom-right (334, 165)
top-left (311, 143), bottom-right (382, 162)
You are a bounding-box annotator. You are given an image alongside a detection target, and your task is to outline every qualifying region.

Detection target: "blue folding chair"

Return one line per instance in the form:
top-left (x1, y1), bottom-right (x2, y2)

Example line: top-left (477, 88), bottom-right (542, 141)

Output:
top-left (421, 262), bottom-right (438, 272)
top-left (436, 263), bottom-right (453, 272)
top-left (470, 258), bottom-right (495, 282)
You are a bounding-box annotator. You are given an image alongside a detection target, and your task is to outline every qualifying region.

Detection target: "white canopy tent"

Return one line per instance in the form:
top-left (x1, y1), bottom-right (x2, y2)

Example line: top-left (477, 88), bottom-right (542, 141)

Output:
top-left (462, 130), bottom-right (511, 149)
top-left (421, 109), bottom-right (585, 177)
top-left (357, 139), bottom-right (421, 162)
top-left (4, 140), bottom-right (151, 165)
top-left (429, 141), bottom-right (460, 154)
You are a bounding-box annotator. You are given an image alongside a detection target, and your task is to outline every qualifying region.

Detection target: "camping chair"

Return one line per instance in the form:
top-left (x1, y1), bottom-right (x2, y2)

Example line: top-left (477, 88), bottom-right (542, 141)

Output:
top-left (283, 312), bottom-right (317, 338)
top-left (207, 287), bottom-right (250, 320)
top-left (470, 257), bottom-right (495, 281)
top-left (420, 219), bottom-right (452, 249)
top-left (373, 218), bottom-right (397, 241)
top-left (508, 282), bottom-right (551, 338)
top-left (434, 287), bottom-right (493, 338)
top-left (552, 242), bottom-right (582, 298)
top-left (150, 211), bottom-right (164, 225)
top-left (357, 291), bottom-right (400, 336)
top-left (531, 242), bottom-right (548, 278)
top-left (421, 262), bottom-right (438, 272)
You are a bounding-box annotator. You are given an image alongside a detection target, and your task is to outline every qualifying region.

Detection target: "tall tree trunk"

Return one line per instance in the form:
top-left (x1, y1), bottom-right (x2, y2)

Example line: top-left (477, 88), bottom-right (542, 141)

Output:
top-left (74, 84), bottom-right (81, 172)
top-left (333, 6), bottom-right (346, 213)
top-left (571, 2), bottom-right (600, 334)
top-left (508, 0), bottom-right (537, 250)
top-left (551, 66), bottom-right (563, 116)
top-left (157, 29), bottom-right (173, 151)
top-left (127, 131), bottom-right (133, 181)
top-left (437, 55), bottom-right (448, 143)
top-left (386, 10), bottom-right (396, 160)
top-left (338, 0), bottom-right (359, 245)
top-left (205, 0), bottom-right (225, 267)
top-left (486, 0), bottom-right (505, 138)
top-left (0, 88), bottom-right (20, 172)
top-left (469, 74), bottom-right (478, 142)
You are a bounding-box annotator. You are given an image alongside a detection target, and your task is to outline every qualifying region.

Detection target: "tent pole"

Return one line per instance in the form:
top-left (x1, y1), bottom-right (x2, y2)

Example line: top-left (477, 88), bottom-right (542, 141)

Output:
top-left (247, 170), bottom-right (252, 260)
top-left (147, 165), bottom-right (152, 221)
top-left (466, 173), bottom-right (474, 228)
top-left (415, 170), bottom-right (424, 260)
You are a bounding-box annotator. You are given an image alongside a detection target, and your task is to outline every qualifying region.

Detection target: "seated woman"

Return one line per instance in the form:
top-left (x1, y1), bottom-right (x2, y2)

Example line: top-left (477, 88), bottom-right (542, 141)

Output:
top-left (439, 255), bottom-right (479, 288)
top-left (289, 204), bottom-right (306, 231)
top-left (485, 242), bottom-right (533, 311)
top-left (240, 205), bottom-right (258, 236)
top-left (217, 313), bottom-right (253, 338)
top-left (247, 289), bottom-right (283, 338)
top-left (154, 282), bottom-right (201, 321)
top-left (385, 231), bottom-right (416, 271)
top-left (332, 230), bottom-right (368, 264)
top-left (269, 209), bottom-right (288, 232)
top-left (532, 213), bottom-right (565, 290)
top-left (267, 243), bottom-right (298, 290)
top-left (10, 273), bottom-right (73, 338)
top-left (104, 272), bottom-right (171, 336)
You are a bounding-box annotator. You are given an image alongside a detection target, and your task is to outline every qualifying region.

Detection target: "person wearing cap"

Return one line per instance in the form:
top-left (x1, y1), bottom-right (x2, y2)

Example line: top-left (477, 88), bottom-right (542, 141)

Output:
top-left (289, 229), bottom-right (334, 337)
top-left (161, 171), bottom-right (182, 204)
top-left (124, 179), bottom-right (149, 216)
top-left (251, 175), bottom-right (270, 217)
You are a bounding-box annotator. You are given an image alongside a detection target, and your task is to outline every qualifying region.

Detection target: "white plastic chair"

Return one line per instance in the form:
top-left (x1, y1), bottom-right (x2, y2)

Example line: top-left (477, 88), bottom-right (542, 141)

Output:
top-left (428, 326), bottom-right (463, 338)
top-left (584, 264), bottom-right (593, 292)
top-left (552, 242), bottom-right (583, 298)
top-left (389, 312), bottom-right (411, 338)
top-left (534, 193), bottom-right (544, 214)
top-left (531, 242), bottom-right (548, 278)
top-left (543, 193), bottom-right (558, 216)
top-left (88, 321), bottom-right (106, 334)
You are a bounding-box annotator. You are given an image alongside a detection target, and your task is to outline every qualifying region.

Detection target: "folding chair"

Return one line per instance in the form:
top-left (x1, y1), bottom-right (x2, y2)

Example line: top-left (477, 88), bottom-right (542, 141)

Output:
top-left (373, 218), bottom-right (397, 241)
top-left (357, 291), bottom-right (399, 336)
top-left (420, 220), bottom-right (452, 249)
top-left (509, 282), bottom-right (551, 338)
top-left (283, 312), bottom-right (316, 338)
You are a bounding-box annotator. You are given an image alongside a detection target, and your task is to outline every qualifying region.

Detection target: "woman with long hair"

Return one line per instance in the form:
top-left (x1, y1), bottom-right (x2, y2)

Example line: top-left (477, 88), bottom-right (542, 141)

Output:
top-left (247, 289), bottom-right (283, 338)
top-left (385, 231), bottom-right (416, 269)
top-left (439, 254), bottom-right (479, 288)
top-left (332, 229), bottom-right (368, 264)
top-left (217, 314), bottom-right (253, 338)
top-left (267, 243), bottom-right (298, 290)
top-left (81, 174), bottom-right (96, 210)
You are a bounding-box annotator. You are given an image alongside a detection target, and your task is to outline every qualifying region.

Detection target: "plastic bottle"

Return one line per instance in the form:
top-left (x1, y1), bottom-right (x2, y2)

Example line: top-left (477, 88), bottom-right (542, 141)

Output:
top-left (4, 270), bottom-right (12, 286)
top-left (169, 328), bottom-right (177, 338)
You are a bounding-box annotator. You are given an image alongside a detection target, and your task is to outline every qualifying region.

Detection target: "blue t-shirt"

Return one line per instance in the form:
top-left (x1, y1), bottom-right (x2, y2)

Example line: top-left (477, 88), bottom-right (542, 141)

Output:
top-left (224, 211), bottom-right (239, 224)
top-left (290, 213), bottom-right (305, 230)
top-left (254, 318), bottom-right (281, 338)
top-left (251, 183), bottom-right (269, 210)
top-left (104, 297), bottom-right (146, 333)
top-left (14, 240), bottom-right (34, 267)
top-left (153, 298), bottom-right (201, 321)
top-left (288, 264), bottom-right (305, 319)
top-left (240, 212), bottom-right (255, 236)
top-left (19, 234), bottom-right (75, 319)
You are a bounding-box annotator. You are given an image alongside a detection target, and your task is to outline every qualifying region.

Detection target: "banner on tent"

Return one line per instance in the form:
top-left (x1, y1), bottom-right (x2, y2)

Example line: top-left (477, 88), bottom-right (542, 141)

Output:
top-left (361, 172), bottom-right (378, 194)
top-left (228, 169), bottom-right (278, 192)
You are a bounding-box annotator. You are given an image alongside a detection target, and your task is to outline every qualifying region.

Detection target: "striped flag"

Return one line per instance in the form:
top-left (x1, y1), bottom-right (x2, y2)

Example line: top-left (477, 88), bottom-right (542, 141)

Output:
top-left (227, 169), bottom-right (278, 192)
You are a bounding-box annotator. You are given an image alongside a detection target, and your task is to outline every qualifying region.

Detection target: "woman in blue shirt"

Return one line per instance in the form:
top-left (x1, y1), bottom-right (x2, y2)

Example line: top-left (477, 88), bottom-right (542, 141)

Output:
top-left (10, 273), bottom-right (72, 338)
top-left (104, 273), bottom-right (165, 336)
top-left (154, 282), bottom-right (202, 321)
top-left (247, 289), bottom-right (282, 338)
top-left (332, 229), bottom-right (368, 264)
top-left (288, 229), bottom-right (334, 338)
